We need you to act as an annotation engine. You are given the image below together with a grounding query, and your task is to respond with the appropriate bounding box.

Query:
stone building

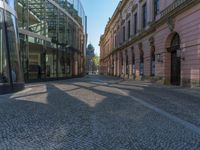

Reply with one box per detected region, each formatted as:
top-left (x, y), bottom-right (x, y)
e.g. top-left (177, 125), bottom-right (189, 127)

top-left (99, 0), bottom-right (200, 87)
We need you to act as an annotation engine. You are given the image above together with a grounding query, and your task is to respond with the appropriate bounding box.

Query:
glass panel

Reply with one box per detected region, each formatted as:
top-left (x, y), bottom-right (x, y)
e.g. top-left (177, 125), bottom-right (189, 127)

top-left (16, 0), bottom-right (86, 81)
top-left (28, 43), bottom-right (42, 80)
top-left (0, 9), bottom-right (9, 84)
top-left (66, 51), bottom-right (72, 76)
top-left (5, 0), bottom-right (16, 10)
top-left (6, 11), bottom-right (24, 83)
top-left (58, 49), bottom-right (66, 77)
top-left (46, 47), bottom-right (56, 78)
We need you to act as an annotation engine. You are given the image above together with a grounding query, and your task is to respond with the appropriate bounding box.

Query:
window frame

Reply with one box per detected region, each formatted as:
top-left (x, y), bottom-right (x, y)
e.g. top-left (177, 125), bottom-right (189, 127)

top-left (142, 3), bottom-right (147, 29)
top-left (134, 13), bottom-right (137, 35)
top-left (154, 0), bottom-right (160, 19)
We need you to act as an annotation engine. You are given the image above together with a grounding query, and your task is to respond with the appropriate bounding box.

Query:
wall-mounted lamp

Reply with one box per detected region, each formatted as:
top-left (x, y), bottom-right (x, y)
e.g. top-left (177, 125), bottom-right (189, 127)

top-left (176, 49), bottom-right (185, 61)
top-left (156, 53), bottom-right (163, 63)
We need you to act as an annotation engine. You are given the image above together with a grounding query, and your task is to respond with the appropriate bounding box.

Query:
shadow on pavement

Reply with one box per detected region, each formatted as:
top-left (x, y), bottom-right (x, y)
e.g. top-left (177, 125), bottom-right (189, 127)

top-left (0, 75), bottom-right (200, 149)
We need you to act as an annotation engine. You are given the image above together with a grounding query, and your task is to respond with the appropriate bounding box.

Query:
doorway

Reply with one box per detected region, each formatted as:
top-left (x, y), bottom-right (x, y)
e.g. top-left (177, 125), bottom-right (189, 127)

top-left (170, 33), bottom-right (181, 85)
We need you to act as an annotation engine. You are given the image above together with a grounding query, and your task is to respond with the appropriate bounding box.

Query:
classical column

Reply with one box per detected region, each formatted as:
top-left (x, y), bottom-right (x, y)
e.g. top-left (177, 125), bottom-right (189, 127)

top-left (117, 51), bottom-right (121, 77)
top-left (114, 53), bottom-right (117, 76)
top-left (75, 52), bottom-right (78, 76)
top-left (109, 57), bottom-right (111, 75)
top-left (117, 51), bottom-right (119, 76)
top-left (123, 50), bottom-right (126, 77)
top-left (107, 58), bottom-right (109, 75)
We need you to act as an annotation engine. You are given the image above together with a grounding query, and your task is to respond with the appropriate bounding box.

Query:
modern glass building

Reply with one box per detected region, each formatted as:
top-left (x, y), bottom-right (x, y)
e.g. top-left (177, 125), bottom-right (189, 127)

top-left (0, 0), bottom-right (24, 94)
top-left (0, 0), bottom-right (87, 94)
top-left (17, 0), bottom-right (87, 82)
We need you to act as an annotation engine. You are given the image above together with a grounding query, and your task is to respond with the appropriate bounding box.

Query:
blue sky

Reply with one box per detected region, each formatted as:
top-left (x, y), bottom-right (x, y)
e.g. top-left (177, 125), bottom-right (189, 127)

top-left (81, 0), bottom-right (120, 56)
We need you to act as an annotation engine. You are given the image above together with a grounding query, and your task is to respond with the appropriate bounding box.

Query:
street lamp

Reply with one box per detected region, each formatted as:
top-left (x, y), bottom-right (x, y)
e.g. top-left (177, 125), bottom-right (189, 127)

top-left (156, 53), bottom-right (163, 63)
top-left (176, 48), bottom-right (185, 60)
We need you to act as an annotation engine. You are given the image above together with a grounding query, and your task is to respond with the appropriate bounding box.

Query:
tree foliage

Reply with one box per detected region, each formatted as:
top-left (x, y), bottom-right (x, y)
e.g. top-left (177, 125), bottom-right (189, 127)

top-left (92, 55), bottom-right (100, 66)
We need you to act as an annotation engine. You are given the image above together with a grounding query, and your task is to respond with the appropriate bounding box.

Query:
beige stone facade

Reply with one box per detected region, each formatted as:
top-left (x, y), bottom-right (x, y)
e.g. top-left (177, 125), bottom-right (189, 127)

top-left (99, 0), bottom-right (200, 87)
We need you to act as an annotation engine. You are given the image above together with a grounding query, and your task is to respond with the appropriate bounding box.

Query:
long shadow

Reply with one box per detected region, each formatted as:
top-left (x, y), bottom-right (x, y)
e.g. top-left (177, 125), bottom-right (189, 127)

top-left (92, 77), bottom-right (200, 128)
top-left (0, 83), bottom-right (95, 149)
top-left (65, 79), bottom-right (200, 149)
top-left (69, 77), bottom-right (200, 133)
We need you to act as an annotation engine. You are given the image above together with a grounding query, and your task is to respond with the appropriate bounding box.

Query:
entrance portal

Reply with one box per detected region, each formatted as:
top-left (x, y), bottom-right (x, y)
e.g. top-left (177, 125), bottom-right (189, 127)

top-left (170, 33), bottom-right (181, 85)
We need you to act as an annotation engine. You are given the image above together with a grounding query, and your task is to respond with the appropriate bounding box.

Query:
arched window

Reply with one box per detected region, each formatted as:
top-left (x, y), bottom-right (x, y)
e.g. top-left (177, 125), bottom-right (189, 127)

top-left (170, 33), bottom-right (181, 85)
top-left (171, 33), bottom-right (180, 48)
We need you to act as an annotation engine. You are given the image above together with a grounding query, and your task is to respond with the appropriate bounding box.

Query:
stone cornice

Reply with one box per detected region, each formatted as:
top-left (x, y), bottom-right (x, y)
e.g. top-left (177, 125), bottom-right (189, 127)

top-left (139, 0), bottom-right (145, 3)
top-left (131, 4), bottom-right (138, 12)
top-left (101, 0), bottom-right (129, 42)
top-left (126, 13), bottom-right (131, 19)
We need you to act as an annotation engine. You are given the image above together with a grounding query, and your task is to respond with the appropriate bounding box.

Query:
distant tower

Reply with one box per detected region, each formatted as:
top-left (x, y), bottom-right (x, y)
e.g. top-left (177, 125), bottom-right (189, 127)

top-left (86, 44), bottom-right (95, 74)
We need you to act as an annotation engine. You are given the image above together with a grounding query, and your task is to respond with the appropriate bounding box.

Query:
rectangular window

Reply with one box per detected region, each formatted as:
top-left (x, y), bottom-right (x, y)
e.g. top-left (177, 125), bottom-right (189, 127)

top-left (134, 13), bottom-right (137, 35)
top-left (154, 0), bottom-right (160, 19)
top-left (127, 20), bottom-right (131, 39)
top-left (123, 26), bottom-right (125, 42)
top-left (142, 3), bottom-right (147, 28)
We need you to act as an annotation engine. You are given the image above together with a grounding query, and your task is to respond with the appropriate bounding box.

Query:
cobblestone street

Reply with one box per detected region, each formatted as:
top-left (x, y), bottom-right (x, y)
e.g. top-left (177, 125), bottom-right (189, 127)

top-left (0, 75), bottom-right (200, 149)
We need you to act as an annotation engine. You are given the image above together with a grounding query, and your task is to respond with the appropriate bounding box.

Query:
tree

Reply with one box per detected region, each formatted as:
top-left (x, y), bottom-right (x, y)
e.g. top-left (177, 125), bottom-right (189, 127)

top-left (92, 55), bottom-right (100, 73)
top-left (92, 55), bottom-right (100, 66)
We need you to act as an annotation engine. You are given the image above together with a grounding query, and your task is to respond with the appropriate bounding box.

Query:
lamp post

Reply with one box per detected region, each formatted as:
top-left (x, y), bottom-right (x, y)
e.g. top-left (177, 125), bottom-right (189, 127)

top-left (156, 53), bottom-right (163, 63)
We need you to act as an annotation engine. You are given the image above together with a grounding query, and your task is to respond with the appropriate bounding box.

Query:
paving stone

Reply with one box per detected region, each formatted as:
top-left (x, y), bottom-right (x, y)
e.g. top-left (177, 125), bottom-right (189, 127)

top-left (0, 75), bottom-right (200, 149)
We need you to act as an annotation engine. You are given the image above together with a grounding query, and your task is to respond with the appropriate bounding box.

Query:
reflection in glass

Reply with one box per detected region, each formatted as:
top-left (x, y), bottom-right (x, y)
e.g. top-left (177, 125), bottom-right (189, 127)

top-left (0, 9), bottom-right (9, 84)
top-left (6, 11), bottom-right (23, 83)
top-left (5, 0), bottom-right (16, 10)
top-left (16, 0), bottom-right (86, 81)
top-left (46, 47), bottom-right (56, 78)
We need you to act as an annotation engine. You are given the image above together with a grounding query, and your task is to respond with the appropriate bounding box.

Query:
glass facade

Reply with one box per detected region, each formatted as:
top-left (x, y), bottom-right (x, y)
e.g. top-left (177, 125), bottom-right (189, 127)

top-left (0, 0), bottom-right (86, 94)
top-left (17, 0), bottom-right (87, 82)
top-left (0, 0), bottom-right (24, 94)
